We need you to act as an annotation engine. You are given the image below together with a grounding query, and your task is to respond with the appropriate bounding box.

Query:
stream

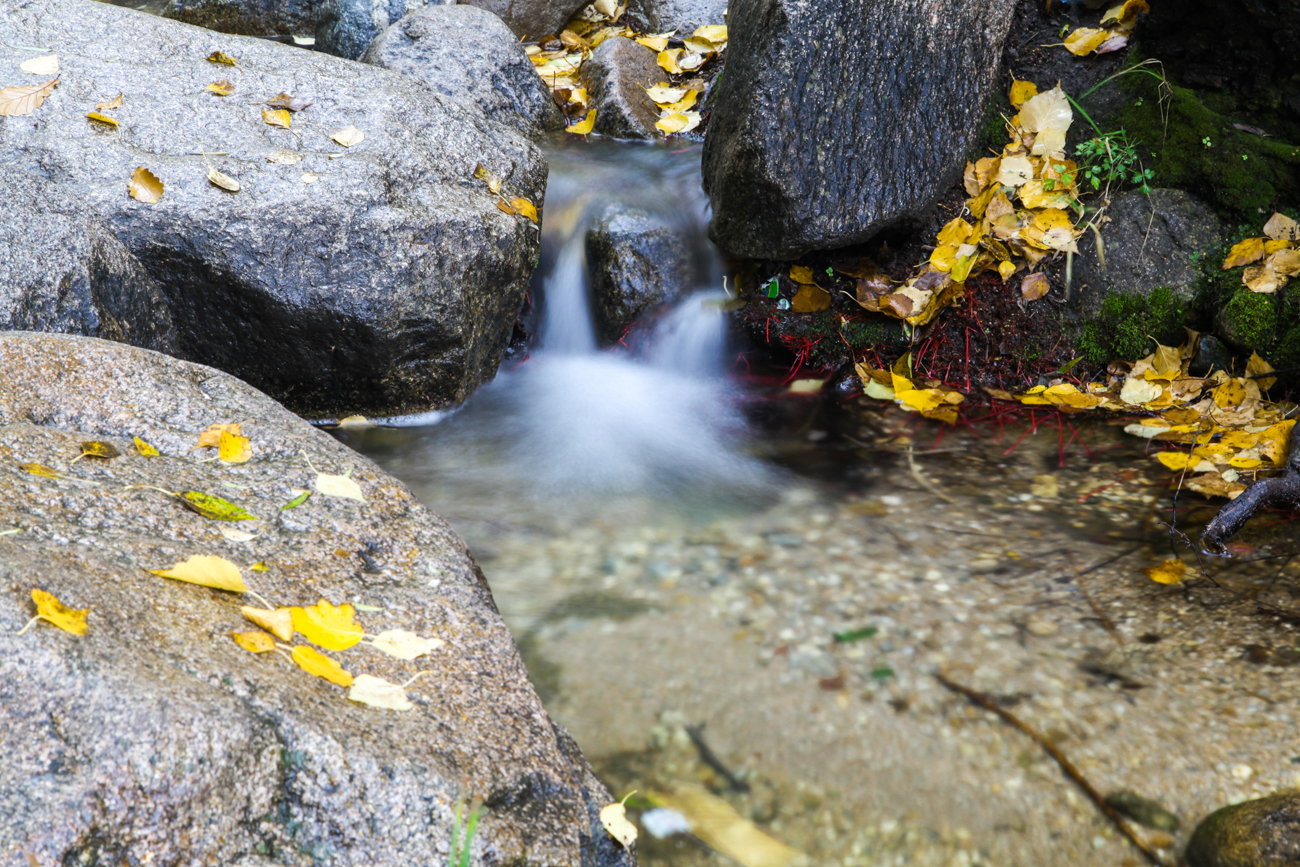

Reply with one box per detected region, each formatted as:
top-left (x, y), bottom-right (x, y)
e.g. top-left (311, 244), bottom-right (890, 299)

top-left (334, 139), bottom-right (1300, 867)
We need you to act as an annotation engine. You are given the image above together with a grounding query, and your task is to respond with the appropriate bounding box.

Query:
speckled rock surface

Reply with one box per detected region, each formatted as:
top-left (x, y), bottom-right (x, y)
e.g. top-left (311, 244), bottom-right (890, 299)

top-left (459, 0), bottom-right (587, 41)
top-left (701, 0), bottom-right (1016, 259)
top-left (625, 0), bottom-right (725, 35)
top-left (316, 0), bottom-right (432, 60)
top-left (361, 5), bottom-right (565, 140)
top-left (1186, 791), bottom-right (1300, 867)
top-left (580, 37), bottom-right (664, 140)
top-left (586, 202), bottom-right (694, 344)
top-left (1072, 188), bottom-right (1223, 318)
top-left (163, 0), bottom-right (318, 37)
top-left (0, 166), bottom-right (175, 354)
top-left (0, 0), bottom-right (545, 418)
top-left (0, 333), bottom-right (634, 867)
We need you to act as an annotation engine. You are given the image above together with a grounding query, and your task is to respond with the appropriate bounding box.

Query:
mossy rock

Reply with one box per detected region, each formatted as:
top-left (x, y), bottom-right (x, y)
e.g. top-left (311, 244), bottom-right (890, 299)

top-left (1216, 288), bottom-right (1278, 353)
top-left (1186, 791), bottom-right (1300, 867)
top-left (1079, 286), bottom-right (1190, 364)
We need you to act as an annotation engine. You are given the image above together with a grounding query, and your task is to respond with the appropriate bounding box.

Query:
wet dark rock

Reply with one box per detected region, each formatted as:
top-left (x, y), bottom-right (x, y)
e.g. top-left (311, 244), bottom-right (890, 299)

top-left (1104, 790), bottom-right (1181, 832)
top-left (1186, 791), bottom-right (1300, 867)
top-left (460, 0), bottom-right (588, 41)
top-left (1071, 189), bottom-right (1223, 319)
top-left (163, 0), bottom-right (317, 37)
top-left (0, 332), bottom-right (634, 867)
top-left (625, 0), bottom-right (726, 34)
top-left (0, 0), bottom-right (546, 418)
top-left (317, 0), bottom-right (430, 59)
top-left (362, 5), bottom-right (565, 139)
top-left (586, 202), bottom-right (694, 344)
top-left (0, 167), bottom-right (175, 355)
top-left (701, 0), bottom-right (1015, 260)
top-left (581, 37), bottom-right (664, 140)
top-left (1190, 334), bottom-right (1234, 377)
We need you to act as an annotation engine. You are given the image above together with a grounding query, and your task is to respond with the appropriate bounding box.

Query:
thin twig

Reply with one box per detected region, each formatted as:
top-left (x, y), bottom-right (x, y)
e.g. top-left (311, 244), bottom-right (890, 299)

top-left (906, 444), bottom-right (955, 504)
top-left (935, 671), bottom-right (1164, 867)
top-left (1069, 553), bottom-right (1123, 646)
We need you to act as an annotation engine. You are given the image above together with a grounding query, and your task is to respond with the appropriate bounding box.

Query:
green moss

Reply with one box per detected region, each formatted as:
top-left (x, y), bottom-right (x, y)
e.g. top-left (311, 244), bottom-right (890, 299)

top-left (1079, 286), bottom-right (1188, 363)
top-left (1218, 288), bottom-right (1278, 351)
top-left (1271, 323), bottom-right (1300, 370)
top-left (1110, 80), bottom-right (1300, 218)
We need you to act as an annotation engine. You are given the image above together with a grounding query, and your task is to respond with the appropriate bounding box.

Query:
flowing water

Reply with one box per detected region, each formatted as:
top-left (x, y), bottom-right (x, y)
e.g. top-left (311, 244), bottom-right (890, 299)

top-left (337, 138), bottom-right (1300, 867)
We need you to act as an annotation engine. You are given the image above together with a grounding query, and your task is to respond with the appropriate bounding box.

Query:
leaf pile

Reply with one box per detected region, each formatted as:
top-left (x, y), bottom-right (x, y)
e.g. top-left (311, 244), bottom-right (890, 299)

top-left (1063, 0), bottom-right (1149, 57)
top-left (473, 163), bottom-right (539, 223)
top-left (855, 354), bottom-right (966, 425)
top-left (1221, 212), bottom-right (1300, 294)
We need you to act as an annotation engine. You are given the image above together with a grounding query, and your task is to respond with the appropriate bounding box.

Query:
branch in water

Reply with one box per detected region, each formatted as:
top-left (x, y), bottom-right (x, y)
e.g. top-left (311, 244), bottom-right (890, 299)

top-left (1201, 422), bottom-right (1300, 553)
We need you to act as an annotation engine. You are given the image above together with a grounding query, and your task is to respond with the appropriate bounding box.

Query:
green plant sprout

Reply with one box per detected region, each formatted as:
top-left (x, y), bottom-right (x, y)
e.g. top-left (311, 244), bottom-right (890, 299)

top-left (1075, 129), bottom-right (1155, 196)
top-left (448, 802), bottom-right (484, 867)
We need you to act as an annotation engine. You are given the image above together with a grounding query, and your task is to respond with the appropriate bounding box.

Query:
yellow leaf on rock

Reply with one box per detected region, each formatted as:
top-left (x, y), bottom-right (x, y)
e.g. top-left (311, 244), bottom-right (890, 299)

top-left (133, 436), bottom-right (159, 457)
top-left (1143, 559), bottom-right (1185, 585)
top-left (232, 630), bottom-right (276, 653)
top-left (128, 166), bottom-right (163, 204)
top-left (348, 673), bottom-right (415, 710)
top-left (207, 167), bottom-right (240, 192)
top-left (693, 24), bottom-right (727, 43)
top-left (369, 629), bottom-right (444, 659)
top-left (291, 599), bottom-right (364, 650)
top-left (655, 110), bottom-right (700, 134)
top-left (266, 151), bottom-right (301, 164)
top-left (19, 462), bottom-right (66, 479)
top-left (1223, 237), bottom-right (1266, 269)
top-left (21, 54), bottom-right (59, 75)
top-left (1064, 27), bottom-right (1109, 56)
top-left (30, 588), bottom-right (88, 636)
top-left (86, 111), bottom-right (118, 127)
top-left (180, 490), bottom-right (257, 521)
top-left (0, 77), bottom-right (59, 118)
top-left (791, 285), bottom-right (831, 313)
top-left (242, 605), bottom-right (294, 641)
top-left (205, 80), bottom-right (234, 96)
top-left (79, 441), bottom-right (120, 460)
top-left (197, 422), bottom-right (242, 448)
top-left (509, 197), bottom-right (538, 222)
top-left (600, 794), bottom-right (638, 848)
top-left (1010, 80), bottom-right (1038, 108)
top-left (646, 83), bottom-right (688, 104)
top-left (218, 430), bottom-right (251, 463)
top-left (291, 645), bottom-right (353, 686)
top-left (636, 35), bottom-right (670, 52)
top-left (567, 109), bottom-right (596, 134)
top-left (149, 554), bottom-right (246, 592)
top-left (331, 124), bottom-right (364, 147)
top-left (315, 469), bottom-right (365, 501)
top-left (262, 108), bottom-right (291, 129)
top-left (207, 50), bottom-right (238, 65)
top-left (657, 48), bottom-right (683, 74)
top-left (497, 200), bottom-right (516, 216)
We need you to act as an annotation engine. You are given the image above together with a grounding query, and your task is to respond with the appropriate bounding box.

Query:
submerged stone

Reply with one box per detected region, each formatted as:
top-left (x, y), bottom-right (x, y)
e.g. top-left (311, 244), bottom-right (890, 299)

top-left (1186, 791), bottom-right (1300, 867)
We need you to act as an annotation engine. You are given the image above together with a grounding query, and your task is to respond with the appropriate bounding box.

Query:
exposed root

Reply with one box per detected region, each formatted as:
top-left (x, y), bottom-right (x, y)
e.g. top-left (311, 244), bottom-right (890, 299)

top-left (1201, 422), bottom-right (1300, 554)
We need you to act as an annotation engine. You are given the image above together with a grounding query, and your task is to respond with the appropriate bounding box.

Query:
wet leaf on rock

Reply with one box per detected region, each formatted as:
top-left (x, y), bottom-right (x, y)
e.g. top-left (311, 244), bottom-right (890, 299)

top-left (1143, 559), bottom-right (1185, 585)
top-left (0, 77), bottom-right (59, 117)
top-left (242, 605), bottom-right (293, 640)
top-left (19, 55), bottom-right (59, 75)
top-left (86, 111), bottom-right (118, 126)
top-left (148, 554), bottom-right (247, 592)
top-left (205, 80), bottom-right (235, 96)
top-left (207, 50), bottom-right (238, 65)
top-left (291, 599), bottom-right (364, 650)
top-left (232, 630), bottom-right (276, 652)
top-left (218, 429), bottom-right (251, 462)
top-left (348, 673), bottom-right (416, 710)
top-left (262, 107), bottom-right (291, 129)
top-left (180, 491), bottom-right (258, 521)
top-left (29, 588), bottom-right (88, 636)
top-left (128, 167), bottom-right (163, 204)
top-left (133, 436), bottom-right (159, 457)
top-left (291, 645), bottom-right (353, 686)
top-left (510, 197), bottom-right (538, 222)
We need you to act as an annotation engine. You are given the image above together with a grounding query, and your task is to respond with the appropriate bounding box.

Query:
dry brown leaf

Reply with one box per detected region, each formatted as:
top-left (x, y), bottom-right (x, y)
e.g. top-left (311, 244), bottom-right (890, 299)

top-left (128, 167), bottom-right (163, 204)
top-left (96, 92), bottom-right (123, 110)
top-left (207, 167), bottom-right (240, 193)
top-left (0, 77), bottom-right (59, 117)
top-left (1020, 272), bottom-right (1049, 300)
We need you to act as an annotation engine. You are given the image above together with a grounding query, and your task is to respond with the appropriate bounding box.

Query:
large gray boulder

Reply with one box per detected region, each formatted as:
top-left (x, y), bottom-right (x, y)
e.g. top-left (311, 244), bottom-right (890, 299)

top-left (1072, 188), bottom-right (1223, 318)
top-left (163, 0), bottom-right (318, 38)
top-left (317, 0), bottom-right (432, 60)
top-left (0, 0), bottom-right (545, 418)
top-left (361, 5), bottom-right (565, 140)
top-left (701, 0), bottom-right (1016, 260)
top-left (0, 332), bottom-right (634, 867)
top-left (0, 167), bottom-right (175, 354)
top-left (459, 0), bottom-right (587, 41)
top-left (580, 37), bottom-right (664, 140)
top-left (625, 0), bottom-right (726, 35)
top-left (587, 202), bottom-right (694, 344)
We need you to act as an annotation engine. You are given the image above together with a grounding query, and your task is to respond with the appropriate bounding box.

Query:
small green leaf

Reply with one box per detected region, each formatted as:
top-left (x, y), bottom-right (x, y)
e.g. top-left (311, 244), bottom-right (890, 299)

top-left (833, 626), bottom-right (878, 644)
top-left (870, 666), bottom-right (895, 680)
top-left (765, 278), bottom-right (779, 298)
top-left (280, 490), bottom-right (311, 510)
top-left (180, 491), bottom-right (258, 521)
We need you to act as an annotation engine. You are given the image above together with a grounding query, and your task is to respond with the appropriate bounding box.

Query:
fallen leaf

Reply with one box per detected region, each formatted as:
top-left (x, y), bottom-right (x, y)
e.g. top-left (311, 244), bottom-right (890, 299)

top-left (205, 80), bottom-right (235, 96)
top-left (0, 77), bottom-right (59, 117)
top-left (231, 630), bottom-right (276, 652)
top-left (510, 196), bottom-right (538, 222)
top-left (791, 285), bottom-right (831, 313)
top-left (133, 436), bottom-right (159, 457)
top-left (301, 172), bottom-right (317, 184)
top-left (1009, 79), bottom-right (1037, 108)
top-left (196, 423), bottom-right (242, 448)
top-left (95, 92), bottom-right (123, 110)
top-left (996, 154), bottom-right (1033, 187)
top-left (19, 462), bottom-right (66, 479)
top-left (315, 469), bottom-right (365, 502)
top-left (645, 83), bottom-right (688, 104)
top-left (1018, 85), bottom-right (1072, 154)
top-left (78, 441), bottom-right (120, 460)
top-left (207, 167), bottom-right (240, 192)
top-left (218, 429), bottom-right (251, 462)
top-left (1100, 0), bottom-right (1149, 26)
top-left (651, 784), bottom-right (804, 867)
top-left (180, 491), bottom-right (257, 521)
top-left (1246, 351), bottom-right (1276, 391)
top-left (1020, 272), bottom-right (1049, 300)
top-left (1263, 212), bottom-right (1300, 242)
top-left (128, 166), bottom-right (163, 204)
top-left (655, 110), bottom-right (700, 134)
top-left (20, 55), bottom-right (59, 75)
top-left (250, 561), bottom-right (270, 572)
top-left (291, 645), bottom-right (353, 686)
top-left (30, 588), bottom-right (88, 635)
top-left (348, 674), bottom-right (414, 710)
top-left (1223, 237), bottom-right (1266, 269)
top-left (657, 48), bottom-right (683, 74)
top-left (601, 794), bottom-right (638, 848)
top-left (1143, 559), bottom-right (1185, 585)
top-left (693, 24), bottom-right (727, 43)
top-left (261, 93), bottom-right (312, 112)
top-left (242, 605), bottom-right (294, 640)
top-left (86, 111), bottom-right (118, 126)
top-left (369, 629), bottom-right (444, 660)
top-left (149, 554), bottom-right (246, 592)
top-left (262, 108), bottom-right (291, 129)
top-left (266, 151), bottom-right (302, 164)
top-left (1120, 377), bottom-right (1162, 405)
top-left (291, 599), bottom-right (364, 650)
top-left (219, 526), bottom-right (258, 542)
top-left (280, 490), bottom-right (311, 509)
top-left (331, 124), bottom-right (364, 147)
top-left (636, 35), bottom-right (671, 52)
top-left (1064, 27), bottom-right (1109, 56)
top-left (207, 50), bottom-right (237, 65)
top-left (567, 109), bottom-right (596, 134)
top-left (497, 200), bottom-right (517, 215)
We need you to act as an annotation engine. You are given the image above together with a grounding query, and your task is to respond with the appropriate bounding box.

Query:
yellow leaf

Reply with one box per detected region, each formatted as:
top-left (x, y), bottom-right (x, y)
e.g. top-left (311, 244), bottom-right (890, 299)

top-left (291, 599), bottom-right (364, 650)
top-left (78, 441), bottom-right (120, 460)
top-left (291, 645), bottom-right (353, 686)
top-left (19, 462), bottom-right (66, 480)
top-left (665, 89), bottom-right (698, 112)
top-left (567, 109), bottom-right (596, 134)
top-left (1246, 351), bottom-right (1276, 391)
top-left (936, 218), bottom-right (973, 247)
top-left (315, 469), bottom-right (365, 501)
top-left (1213, 378), bottom-right (1246, 408)
top-left (30, 588), bottom-right (88, 636)
top-left (1064, 27), bottom-right (1109, 56)
top-left (148, 554), bottom-right (247, 592)
top-left (369, 629), bottom-right (444, 659)
top-left (196, 422), bottom-right (242, 449)
top-left (645, 83), bottom-right (688, 104)
top-left (657, 48), bottom-right (683, 74)
top-left (1009, 79), bottom-right (1038, 108)
top-left (995, 154), bottom-right (1033, 187)
top-left (636, 35), bottom-right (670, 52)
top-left (791, 285), bottom-right (831, 313)
top-left (206, 166), bottom-right (240, 192)
top-left (497, 199), bottom-right (516, 216)
top-left (0, 77), bottom-right (59, 118)
top-left (1120, 377), bottom-right (1163, 405)
top-left (693, 24), bottom-right (727, 42)
top-left (207, 50), bottom-right (237, 65)
top-left (600, 794), bottom-right (638, 848)
top-left (1223, 237), bottom-right (1266, 269)
top-left (242, 605), bottom-right (294, 641)
top-left (95, 92), bottom-right (124, 111)
top-left (86, 111), bottom-right (118, 127)
top-left (262, 108), bottom-right (291, 129)
top-left (509, 197), bottom-right (538, 222)
top-left (1143, 559), bottom-right (1185, 585)
top-left (1100, 0), bottom-right (1148, 26)
top-left (1260, 420), bottom-right (1296, 465)
top-left (1155, 451), bottom-right (1193, 471)
top-left (133, 436), bottom-right (159, 457)
top-left (1264, 212), bottom-right (1300, 242)
top-left (128, 166), bottom-right (164, 204)
top-left (20, 54), bottom-right (59, 75)
top-left (331, 124), bottom-right (364, 147)
top-left (788, 265), bottom-right (816, 284)
top-left (301, 172), bottom-right (317, 184)
top-left (1018, 85), bottom-right (1073, 154)
top-left (266, 151), bottom-right (301, 164)
top-left (655, 110), bottom-right (700, 134)
top-left (231, 630), bottom-right (276, 653)
top-left (179, 490), bottom-right (257, 521)
top-left (1020, 272), bottom-right (1049, 300)
top-left (250, 561), bottom-right (270, 572)
top-left (1266, 239), bottom-right (1293, 254)
top-left (650, 784), bottom-right (805, 867)
top-left (218, 429), bottom-right (251, 463)
top-left (998, 260), bottom-right (1017, 280)
top-left (205, 80), bottom-right (235, 96)
top-left (348, 673), bottom-right (421, 710)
